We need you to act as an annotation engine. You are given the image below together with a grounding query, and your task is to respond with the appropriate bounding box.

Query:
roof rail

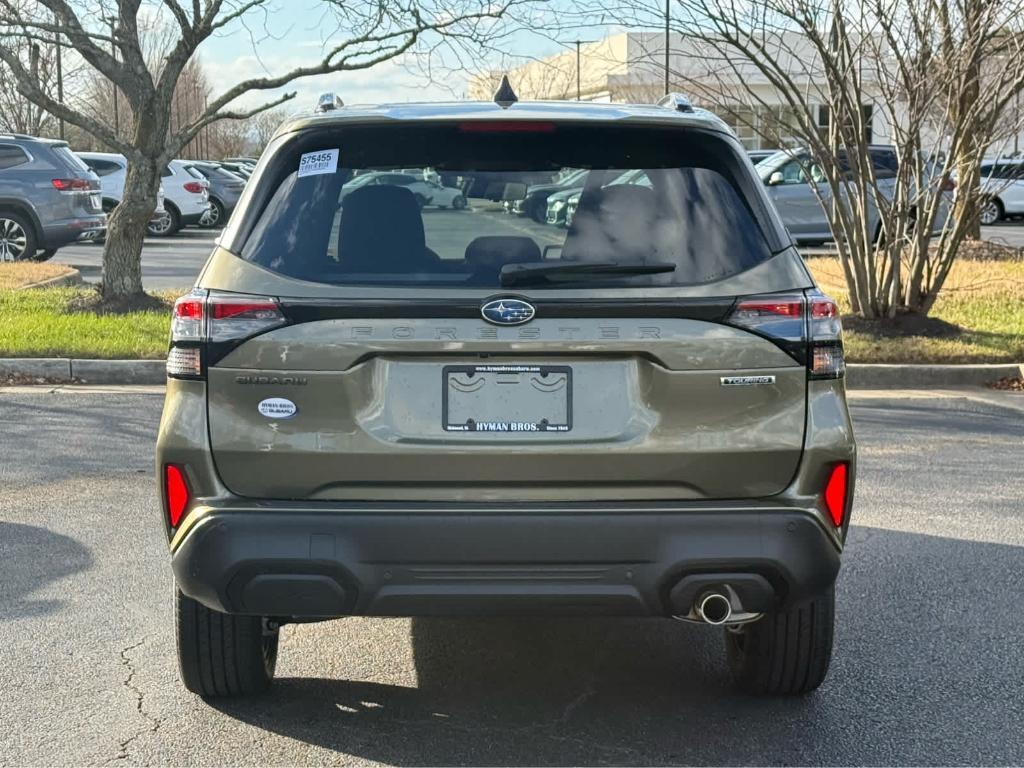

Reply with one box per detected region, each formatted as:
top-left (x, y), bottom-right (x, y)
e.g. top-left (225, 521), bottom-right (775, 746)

top-left (315, 92), bottom-right (344, 113)
top-left (657, 93), bottom-right (695, 113)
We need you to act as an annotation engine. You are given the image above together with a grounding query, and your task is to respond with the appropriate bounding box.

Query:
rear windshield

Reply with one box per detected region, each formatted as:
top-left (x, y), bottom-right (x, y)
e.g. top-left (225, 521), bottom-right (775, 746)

top-left (53, 145), bottom-right (91, 173)
top-left (232, 122), bottom-right (779, 289)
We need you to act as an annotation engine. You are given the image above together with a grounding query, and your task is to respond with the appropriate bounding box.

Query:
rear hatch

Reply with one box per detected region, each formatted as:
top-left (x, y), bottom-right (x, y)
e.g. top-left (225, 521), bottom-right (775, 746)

top-left (50, 144), bottom-right (103, 215)
top-left (176, 119), bottom-right (841, 502)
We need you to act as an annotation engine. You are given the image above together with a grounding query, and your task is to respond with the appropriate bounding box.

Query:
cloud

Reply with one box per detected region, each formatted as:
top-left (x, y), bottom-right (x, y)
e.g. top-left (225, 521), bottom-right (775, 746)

top-left (200, 47), bottom-right (466, 110)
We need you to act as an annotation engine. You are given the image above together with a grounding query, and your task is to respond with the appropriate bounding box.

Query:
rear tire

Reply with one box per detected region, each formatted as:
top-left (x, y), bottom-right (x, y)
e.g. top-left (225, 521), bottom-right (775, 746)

top-left (0, 211), bottom-right (37, 261)
top-left (147, 205), bottom-right (180, 237)
top-left (452, 195), bottom-right (467, 210)
top-left (725, 586), bottom-right (834, 695)
top-left (175, 586), bottom-right (278, 697)
top-left (199, 198), bottom-right (225, 228)
top-left (979, 198), bottom-right (1003, 225)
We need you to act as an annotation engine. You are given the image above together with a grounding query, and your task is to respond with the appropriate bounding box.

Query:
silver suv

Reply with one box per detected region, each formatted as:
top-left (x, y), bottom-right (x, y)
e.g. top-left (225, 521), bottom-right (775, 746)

top-left (0, 134), bottom-right (105, 261)
top-left (157, 92), bottom-right (856, 698)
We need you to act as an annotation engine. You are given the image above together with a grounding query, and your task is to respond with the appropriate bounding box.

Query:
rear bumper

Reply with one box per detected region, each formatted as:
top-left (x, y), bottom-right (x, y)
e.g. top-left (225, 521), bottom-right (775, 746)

top-left (171, 502), bottom-right (841, 619)
top-left (180, 210), bottom-right (208, 226)
top-left (40, 216), bottom-right (107, 248)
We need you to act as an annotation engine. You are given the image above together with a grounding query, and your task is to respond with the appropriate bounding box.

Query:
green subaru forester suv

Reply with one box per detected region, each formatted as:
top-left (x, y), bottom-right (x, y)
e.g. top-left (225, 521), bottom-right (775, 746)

top-left (157, 88), bottom-right (855, 698)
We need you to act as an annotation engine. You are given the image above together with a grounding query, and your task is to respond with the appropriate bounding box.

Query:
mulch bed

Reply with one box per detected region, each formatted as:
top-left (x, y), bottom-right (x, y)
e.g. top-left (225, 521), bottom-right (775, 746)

top-left (986, 376), bottom-right (1024, 391)
top-left (65, 288), bottom-right (171, 315)
top-left (843, 312), bottom-right (963, 339)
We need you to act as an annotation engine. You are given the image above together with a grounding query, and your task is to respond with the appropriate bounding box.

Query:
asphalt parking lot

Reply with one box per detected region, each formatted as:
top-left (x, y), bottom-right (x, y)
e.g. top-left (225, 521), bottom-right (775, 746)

top-left (1, 388), bottom-right (1022, 765)
top-left (53, 217), bottom-right (1024, 292)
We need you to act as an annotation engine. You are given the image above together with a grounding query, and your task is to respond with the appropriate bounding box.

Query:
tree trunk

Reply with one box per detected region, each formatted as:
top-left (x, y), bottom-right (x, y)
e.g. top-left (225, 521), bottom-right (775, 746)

top-left (954, 154), bottom-right (982, 240)
top-left (101, 159), bottom-right (159, 299)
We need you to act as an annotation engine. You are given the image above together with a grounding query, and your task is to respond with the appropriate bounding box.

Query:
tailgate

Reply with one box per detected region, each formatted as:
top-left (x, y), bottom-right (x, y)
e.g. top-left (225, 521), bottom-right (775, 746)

top-left (206, 316), bottom-right (806, 502)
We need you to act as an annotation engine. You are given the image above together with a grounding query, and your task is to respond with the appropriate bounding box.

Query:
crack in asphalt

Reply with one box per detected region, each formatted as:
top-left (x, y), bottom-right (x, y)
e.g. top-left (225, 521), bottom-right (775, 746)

top-left (103, 638), bottom-right (161, 765)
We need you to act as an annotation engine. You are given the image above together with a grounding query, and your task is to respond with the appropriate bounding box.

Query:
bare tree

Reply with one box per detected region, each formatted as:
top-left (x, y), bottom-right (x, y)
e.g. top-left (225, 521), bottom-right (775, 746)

top-left (0, 0), bottom-right (534, 301)
top-left (596, 0), bottom-right (1024, 318)
top-left (247, 106), bottom-right (289, 153)
top-left (0, 1), bottom-right (79, 135)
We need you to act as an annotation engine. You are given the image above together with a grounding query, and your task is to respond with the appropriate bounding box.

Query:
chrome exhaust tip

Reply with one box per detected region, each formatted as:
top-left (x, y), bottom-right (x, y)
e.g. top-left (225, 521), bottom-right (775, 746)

top-left (696, 592), bottom-right (732, 625)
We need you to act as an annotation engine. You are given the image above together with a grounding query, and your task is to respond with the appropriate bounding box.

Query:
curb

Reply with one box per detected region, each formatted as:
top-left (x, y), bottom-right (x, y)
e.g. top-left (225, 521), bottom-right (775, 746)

top-left (0, 357), bottom-right (165, 385)
top-left (845, 363), bottom-right (1023, 389)
top-left (2, 358), bottom-right (1022, 389)
top-left (18, 268), bottom-right (83, 290)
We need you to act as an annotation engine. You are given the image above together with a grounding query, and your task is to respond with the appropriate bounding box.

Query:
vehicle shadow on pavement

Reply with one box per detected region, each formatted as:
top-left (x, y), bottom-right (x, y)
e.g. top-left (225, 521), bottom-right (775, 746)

top-left (0, 522), bottom-right (93, 621)
top-left (206, 526), bottom-right (1024, 766)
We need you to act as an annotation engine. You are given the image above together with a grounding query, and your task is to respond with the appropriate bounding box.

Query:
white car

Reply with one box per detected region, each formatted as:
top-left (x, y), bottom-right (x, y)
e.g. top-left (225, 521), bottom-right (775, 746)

top-left (344, 171), bottom-right (467, 209)
top-left (76, 151), bottom-right (165, 242)
top-left (147, 160), bottom-right (211, 236)
top-left (979, 159), bottom-right (1024, 224)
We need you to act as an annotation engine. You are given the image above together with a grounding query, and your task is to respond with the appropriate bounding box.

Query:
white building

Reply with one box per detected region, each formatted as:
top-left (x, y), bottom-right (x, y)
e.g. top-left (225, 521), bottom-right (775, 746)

top-left (470, 31), bottom-right (893, 150)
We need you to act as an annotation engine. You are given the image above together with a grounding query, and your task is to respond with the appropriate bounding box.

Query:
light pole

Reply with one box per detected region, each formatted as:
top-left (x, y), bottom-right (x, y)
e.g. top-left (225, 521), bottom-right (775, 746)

top-left (1015, 89), bottom-right (1021, 156)
top-left (575, 39), bottom-right (582, 100)
top-left (52, 11), bottom-right (64, 140)
top-left (664, 0), bottom-right (671, 95)
top-left (559, 39), bottom-right (596, 101)
top-left (105, 17), bottom-right (119, 139)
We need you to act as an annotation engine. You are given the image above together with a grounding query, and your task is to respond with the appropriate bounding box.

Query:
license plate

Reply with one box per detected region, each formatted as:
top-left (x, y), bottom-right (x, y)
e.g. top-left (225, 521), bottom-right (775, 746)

top-left (443, 364), bottom-right (572, 432)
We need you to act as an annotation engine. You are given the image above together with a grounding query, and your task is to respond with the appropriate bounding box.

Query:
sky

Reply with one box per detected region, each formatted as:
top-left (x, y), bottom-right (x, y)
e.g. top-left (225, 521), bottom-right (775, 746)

top-left (195, 1), bottom-right (628, 112)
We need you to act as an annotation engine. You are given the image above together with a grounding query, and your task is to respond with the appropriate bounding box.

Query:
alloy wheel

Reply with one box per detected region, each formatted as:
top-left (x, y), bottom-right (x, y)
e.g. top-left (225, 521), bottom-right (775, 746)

top-left (148, 212), bottom-right (173, 236)
top-left (201, 202), bottom-right (221, 227)
top-left (979, 200), bottom-right (1000, 226)
top-left (0, 217), bottom-right (28, 261)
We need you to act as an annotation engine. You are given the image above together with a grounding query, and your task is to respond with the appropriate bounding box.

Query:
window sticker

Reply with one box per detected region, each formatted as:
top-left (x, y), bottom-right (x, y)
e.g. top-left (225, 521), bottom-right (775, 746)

top-left (297, 149), bottom-right (339, 178)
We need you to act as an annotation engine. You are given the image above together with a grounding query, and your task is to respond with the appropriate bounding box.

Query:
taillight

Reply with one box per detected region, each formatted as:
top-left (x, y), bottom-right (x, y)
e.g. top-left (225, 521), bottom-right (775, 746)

top-left (167, 290), bottom-right (286, 379)
top-left (183, 181), bottom-right (204, 193)
top-left (807, 295), bottom-right (844, 378)
top-left (727, 291), bottom-right (845, 379)
top-left (52, 178), bottom-right (92, 191)
top-left (823, 462), bottom-right (850, 527)
top-left (164, 464), bottom-right (190, 528)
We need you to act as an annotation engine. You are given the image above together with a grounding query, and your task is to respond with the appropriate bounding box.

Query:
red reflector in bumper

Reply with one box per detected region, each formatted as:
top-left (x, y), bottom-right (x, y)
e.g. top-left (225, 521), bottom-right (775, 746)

top-left (823, 462), bottom-right (849, 527)
top-left (165, 464), bottom-right (190, 528)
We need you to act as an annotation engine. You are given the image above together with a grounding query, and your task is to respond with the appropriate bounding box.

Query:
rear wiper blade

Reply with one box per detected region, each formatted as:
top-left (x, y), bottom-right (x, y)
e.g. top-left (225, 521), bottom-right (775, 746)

top-left (499, 260), bottom-right (676, 286)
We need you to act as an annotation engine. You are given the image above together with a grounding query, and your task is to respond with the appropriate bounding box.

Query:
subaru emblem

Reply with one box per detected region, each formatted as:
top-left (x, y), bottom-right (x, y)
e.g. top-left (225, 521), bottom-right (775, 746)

top-left (481, 297), bottom-right (536, 326)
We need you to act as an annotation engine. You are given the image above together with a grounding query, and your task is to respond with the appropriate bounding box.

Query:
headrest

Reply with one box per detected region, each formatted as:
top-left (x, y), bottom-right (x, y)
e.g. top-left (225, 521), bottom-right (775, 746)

top-left (337, 185), bottom-right (428, 273)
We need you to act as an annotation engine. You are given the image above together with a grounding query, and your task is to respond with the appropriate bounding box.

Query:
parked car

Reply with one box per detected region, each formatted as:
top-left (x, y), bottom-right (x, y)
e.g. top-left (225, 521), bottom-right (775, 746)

top-left (217, 161), bottom-right (252, 180)
top-left (147, 160), bottom-right (210, 237)
top-left (0, 134), bottom-right (105, 261)
top-left (223, 156), bottom-right (259, 166)
top-left (341, 171), bottom-right (467, 209)
top-left (158, 92), bottom-right (855, 698)
top-left (188, 161), bottom-right (247, 228)
top-left (553, 170), bottom-right (650, 226)
top-left (544, 185), bottom-right (583, 225)
top-left (978, 159), bottom-right (1024, 224)
top-left (76, 151), bottom-right (166, 242)
top-left (511, 168), bottom-right (587, 221)
top-left (756, 145), bottom-right (952, 245)
top-left (747, 149), bottom-right (777, 165)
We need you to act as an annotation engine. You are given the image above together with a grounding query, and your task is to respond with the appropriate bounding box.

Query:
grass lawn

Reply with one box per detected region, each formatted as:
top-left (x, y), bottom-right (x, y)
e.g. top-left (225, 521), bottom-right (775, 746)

top-left (805, 257), bottom-right (1024, 364)
top-left (0, 259), bottom-right (1021, 363)
top-left (0, 287), bottom-right (171, 359)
